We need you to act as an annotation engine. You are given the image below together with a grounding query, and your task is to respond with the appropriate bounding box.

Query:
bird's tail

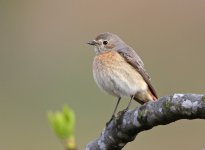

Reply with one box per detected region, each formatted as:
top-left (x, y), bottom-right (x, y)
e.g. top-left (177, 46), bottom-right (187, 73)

top-left (133, 89), bottom-right (158, 104)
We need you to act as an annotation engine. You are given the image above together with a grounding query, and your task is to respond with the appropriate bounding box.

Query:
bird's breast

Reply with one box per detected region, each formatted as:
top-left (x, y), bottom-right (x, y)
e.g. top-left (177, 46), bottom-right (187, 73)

top-left (94, 50), bottom-right (124, 66)
top-left (93, 50), bottom-right (147, 97)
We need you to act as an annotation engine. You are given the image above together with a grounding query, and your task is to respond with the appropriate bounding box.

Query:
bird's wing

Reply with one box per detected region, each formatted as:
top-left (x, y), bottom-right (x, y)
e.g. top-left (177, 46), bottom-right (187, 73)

top-left (117, 47), bottom-right (158, 99)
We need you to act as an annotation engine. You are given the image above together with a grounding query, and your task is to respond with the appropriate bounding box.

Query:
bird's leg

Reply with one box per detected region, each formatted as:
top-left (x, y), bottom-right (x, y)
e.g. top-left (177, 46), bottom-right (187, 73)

top-left (125, 95), bottom-right (134, 110)
top-left (118, 96), bottom-right (134, 119)
top-left (111, 97), bottom-right (121, 118)
top-left (106, 97), bottom-right (121, 126)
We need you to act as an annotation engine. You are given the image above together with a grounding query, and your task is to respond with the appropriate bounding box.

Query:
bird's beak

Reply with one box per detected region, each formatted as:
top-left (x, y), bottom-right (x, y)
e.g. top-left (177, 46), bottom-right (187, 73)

top-left (87, 40), bottom-right (97, 46)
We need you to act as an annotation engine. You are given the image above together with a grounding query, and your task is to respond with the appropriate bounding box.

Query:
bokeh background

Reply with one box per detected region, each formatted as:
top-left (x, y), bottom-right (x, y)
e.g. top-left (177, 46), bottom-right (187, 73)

top-left (0, 0), bottom-right (205, 150)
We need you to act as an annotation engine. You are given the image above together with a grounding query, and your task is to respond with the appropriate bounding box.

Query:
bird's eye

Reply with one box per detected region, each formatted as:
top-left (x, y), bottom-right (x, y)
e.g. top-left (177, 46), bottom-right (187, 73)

top-left (103, 41), bottom-right (108, 45)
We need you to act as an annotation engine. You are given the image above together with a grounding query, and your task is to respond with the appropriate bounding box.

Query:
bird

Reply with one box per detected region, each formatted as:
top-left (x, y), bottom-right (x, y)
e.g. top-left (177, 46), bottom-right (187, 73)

top-left (87, 32), bottom-right (158, 122)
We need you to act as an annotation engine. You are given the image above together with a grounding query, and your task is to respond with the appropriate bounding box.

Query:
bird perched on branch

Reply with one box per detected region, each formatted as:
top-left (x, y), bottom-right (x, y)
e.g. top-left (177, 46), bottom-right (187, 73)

top-left (87, 32), bottom-right (158, 122)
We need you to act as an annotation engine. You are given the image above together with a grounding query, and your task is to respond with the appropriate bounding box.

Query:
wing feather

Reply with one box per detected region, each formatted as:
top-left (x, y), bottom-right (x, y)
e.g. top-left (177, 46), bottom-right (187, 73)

top-left (117, 47), bottom-right (158, 99)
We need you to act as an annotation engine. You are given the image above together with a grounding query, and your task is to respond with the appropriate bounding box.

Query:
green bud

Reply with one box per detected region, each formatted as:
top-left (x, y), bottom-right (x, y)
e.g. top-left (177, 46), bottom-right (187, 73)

top-left (48, 105), bottom-right (75, 139)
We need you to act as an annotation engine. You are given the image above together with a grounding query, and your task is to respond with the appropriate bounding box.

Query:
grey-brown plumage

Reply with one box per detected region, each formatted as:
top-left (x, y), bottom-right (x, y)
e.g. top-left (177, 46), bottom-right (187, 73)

top-left (87, 32), bottom-right (158, 120)
top-left (117, 46), bottom-right (158, 103)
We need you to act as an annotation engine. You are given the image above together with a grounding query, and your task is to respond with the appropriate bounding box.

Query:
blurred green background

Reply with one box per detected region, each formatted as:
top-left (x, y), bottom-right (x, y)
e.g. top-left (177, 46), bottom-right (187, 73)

top-left (0, 0), bottom-right (205, 150)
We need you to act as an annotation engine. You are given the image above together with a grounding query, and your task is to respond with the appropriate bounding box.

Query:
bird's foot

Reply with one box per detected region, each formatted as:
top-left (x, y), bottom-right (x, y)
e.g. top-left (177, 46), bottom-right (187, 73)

top-left (106, 115), bottom-right (115, 127)
top-left (117, 108), bottom-right (128, 118)
top-left (123, 106), bottom-right (129, 112)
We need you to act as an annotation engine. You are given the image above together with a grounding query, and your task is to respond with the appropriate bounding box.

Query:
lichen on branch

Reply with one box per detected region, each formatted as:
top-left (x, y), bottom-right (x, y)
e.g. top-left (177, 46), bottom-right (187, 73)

top-left (86, 94), bottom-right (205, 150)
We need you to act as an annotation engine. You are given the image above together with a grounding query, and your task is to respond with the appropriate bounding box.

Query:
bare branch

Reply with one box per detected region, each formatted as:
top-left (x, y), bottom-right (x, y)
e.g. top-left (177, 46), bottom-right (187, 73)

top-left (85, 94), bottom-right (205, 150)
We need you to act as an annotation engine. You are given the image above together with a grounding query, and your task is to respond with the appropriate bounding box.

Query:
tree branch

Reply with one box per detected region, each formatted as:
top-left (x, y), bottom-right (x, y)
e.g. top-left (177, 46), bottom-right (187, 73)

top-left (85, 94), bottom-right (205, 150)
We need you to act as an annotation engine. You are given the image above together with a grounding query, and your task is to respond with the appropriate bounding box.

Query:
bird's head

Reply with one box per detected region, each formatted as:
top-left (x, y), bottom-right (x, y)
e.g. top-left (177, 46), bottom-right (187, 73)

top-left (87, 32), bottom-right (127, 54)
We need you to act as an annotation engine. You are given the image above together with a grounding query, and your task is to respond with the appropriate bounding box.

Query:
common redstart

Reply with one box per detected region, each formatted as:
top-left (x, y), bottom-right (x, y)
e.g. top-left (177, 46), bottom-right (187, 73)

top-left (87, 32), bottom-right (158, 121)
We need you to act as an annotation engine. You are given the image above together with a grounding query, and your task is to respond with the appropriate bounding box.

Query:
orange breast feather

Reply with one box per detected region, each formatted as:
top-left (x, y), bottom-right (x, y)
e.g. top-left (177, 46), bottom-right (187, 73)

top-left (94, 50), bottom-right (124, 66)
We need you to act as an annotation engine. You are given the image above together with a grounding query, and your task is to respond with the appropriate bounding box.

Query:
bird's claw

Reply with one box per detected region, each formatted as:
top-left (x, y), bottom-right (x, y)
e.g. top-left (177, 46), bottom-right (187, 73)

top-left (106, 115), bottom-right (115, 127)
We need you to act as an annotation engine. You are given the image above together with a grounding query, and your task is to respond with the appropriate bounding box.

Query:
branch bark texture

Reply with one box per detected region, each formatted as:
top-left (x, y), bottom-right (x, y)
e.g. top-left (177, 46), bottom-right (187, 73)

top-left (85, 94), bottom-right (205, 150)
